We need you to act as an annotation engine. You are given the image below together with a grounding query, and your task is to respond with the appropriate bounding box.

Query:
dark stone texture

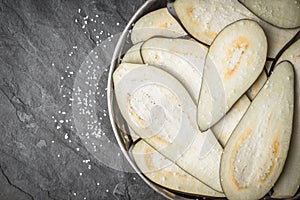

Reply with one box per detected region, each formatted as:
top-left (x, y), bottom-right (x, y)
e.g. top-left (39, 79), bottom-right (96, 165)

top-left (0, 0), bottom-right (166, 199)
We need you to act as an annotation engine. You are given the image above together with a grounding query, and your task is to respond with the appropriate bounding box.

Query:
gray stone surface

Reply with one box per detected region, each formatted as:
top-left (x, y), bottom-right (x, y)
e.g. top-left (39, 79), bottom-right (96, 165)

top-left (0, 0), bottom-right (165, 199)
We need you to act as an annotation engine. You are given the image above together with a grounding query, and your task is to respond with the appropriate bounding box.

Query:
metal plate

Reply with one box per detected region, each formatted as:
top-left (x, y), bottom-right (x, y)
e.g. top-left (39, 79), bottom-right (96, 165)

top-left (107, 0), bottom-right (300, 199)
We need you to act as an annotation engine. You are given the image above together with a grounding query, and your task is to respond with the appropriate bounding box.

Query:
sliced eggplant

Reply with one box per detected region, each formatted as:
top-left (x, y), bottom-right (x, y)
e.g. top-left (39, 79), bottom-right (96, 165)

top-left (239, 0), bottom-right (300, 29)
top-left (212, 95), bottom-right (250, 147)
top-left (131, 140), bottom-right (225, 197)
top-left (246, 70), bottom-right (268, 101)
top-left (141, 37), bottom-right (207, 102)
top-left (122, 42), bottom-right (143, 64)
top-left (131, 8), bottom-right (187, 44)
top-left (173, 0), bottom-right (299, 58)
top-left (220, 61), bottom-right (294, 200)
top-left (272, 39), bottom-right (300, 198)
top-left (197, 19), bottom-right (267, 131)
top-left (113, 63), bottom-right (223, 192)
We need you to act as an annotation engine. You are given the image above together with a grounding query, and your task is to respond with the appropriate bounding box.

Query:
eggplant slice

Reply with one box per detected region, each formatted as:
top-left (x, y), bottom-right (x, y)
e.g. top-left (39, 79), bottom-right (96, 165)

top-left (131, 8), bottom-right (187, 44)
top-left (122, 42), bottom-right (143, 64)
top-left (141, 37), bottom-right (207, 102)
top-left (212, 95), bottom-right (250, 147)
top-left (131, 140), bottom-right (225, 197)
top-left (113, 63), bottom-right (223, 192)
top-left (239, 0), bottom-right (300, 29)
top-left (246, 70), bottom-right (268, 101)
top-left (173, 0), bottom-right (299, 58)
top-left (272, 39), bottom-right (300, 198)
top-left (197, 19), bottom-right (267, 131)
top-left (220, 61), bottom-right (294, 200)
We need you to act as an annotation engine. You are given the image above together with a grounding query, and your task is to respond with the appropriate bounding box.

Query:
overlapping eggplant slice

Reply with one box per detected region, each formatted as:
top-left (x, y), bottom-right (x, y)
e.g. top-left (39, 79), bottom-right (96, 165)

top-left (271, 38), bottom-right (300, 198)
top-left (220, 61), bottom-right (294, 200)
top-left (246, 70), bottom-right (268, 101)
top-left (197, 19), bottom-right (267, 131)
top-left (115, 45), bottom-right (144, 145)
top-left (113, 63), bottom-right (223, 192)
top-left (131, 8), bottom-right (187, 44)
top-left (131, 139), bottom-right (225, 197)
top-left (172, 0), bottom-right (299, 58)
top-left (239, 0), bottom-right (300, 29)
top-left (212, 95), bottom-right (250, 147)
top-left (141, 37), bottom-right (207, 102)
top-left (121, 42), bottom-right (143, 64)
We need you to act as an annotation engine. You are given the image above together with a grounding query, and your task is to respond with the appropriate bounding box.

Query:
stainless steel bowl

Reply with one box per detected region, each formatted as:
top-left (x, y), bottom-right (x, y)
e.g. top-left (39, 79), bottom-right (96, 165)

top-left (107, 0), bottom-right (300, 199)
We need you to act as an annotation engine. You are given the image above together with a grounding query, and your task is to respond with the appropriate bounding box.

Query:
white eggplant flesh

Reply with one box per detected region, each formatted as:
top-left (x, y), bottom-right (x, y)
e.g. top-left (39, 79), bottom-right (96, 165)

top-left (131, 8), bottom-right (187, 44)
top-left (141, 37), bottom-right (207, 102)
top-left (272, 39), bottom-right (300, 198)
top-left (246, 70), bottom-right (268, 101)
top-left (122, 42), bottom-right (143, 64)
top-left (173, 0), bottom-right (299, 58)
top-left (220, 61), bottom-right (294, 200)
top-left (212, 95), bottom-right (250, 147)
top-left (113, 63), bottom-right (223, 192)
top-left (239, 0), bottom-right (300, 29)
top-left (132, 140), bottom-right (225, 197)
top-left (197, 19), bottom-right (267, 131)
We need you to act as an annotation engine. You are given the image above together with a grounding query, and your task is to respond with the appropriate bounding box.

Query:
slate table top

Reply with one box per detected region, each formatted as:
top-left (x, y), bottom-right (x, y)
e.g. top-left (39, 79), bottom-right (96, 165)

top-left (0, 0), bottom-right (165, 199)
